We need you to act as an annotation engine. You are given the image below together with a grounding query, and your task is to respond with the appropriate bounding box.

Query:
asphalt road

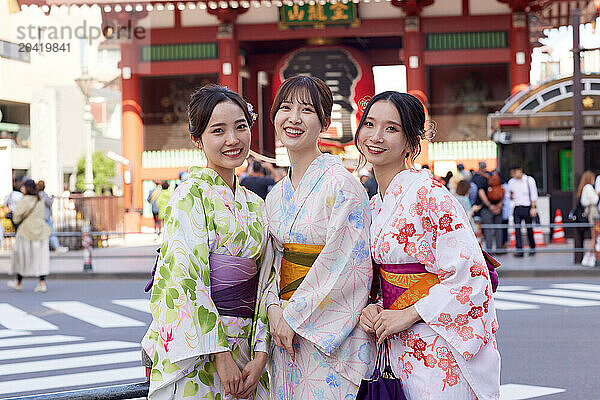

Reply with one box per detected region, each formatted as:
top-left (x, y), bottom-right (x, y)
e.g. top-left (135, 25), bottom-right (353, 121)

top-left (0, 277), bottom-right (598, 399)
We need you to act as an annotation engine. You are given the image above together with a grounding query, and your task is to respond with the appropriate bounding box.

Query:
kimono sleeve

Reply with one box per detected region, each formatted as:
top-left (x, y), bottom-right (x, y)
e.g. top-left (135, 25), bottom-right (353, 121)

top-left (282, 178), bottom-right (373, 356)
top-left (414, 186), bottom-right (498, 362)
top-left (143, 183), bottom-right (229, 368)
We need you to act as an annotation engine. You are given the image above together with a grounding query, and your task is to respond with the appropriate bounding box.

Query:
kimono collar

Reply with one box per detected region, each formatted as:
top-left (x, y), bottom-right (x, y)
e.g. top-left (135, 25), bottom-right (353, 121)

top-left (281, 153), bottom-right (340, 233)
top-left (188, 166), bottom-right (242, 197)
top-left (284, 153), bottom-right (338, 193)
top-left (373, 168), bottom-right (427, 208)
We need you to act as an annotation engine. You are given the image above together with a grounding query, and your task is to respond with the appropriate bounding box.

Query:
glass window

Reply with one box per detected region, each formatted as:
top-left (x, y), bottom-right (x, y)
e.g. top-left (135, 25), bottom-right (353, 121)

top-left (0, 40), bottom-right (30, 63)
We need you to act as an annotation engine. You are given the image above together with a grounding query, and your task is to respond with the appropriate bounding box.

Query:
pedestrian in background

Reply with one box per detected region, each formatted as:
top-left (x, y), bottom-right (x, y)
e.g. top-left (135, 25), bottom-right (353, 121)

top-left (36, 180), bottom-right (68, 254)
top-left (455, 179), bottom-right (479, 231)
top-left (363, 167), bottom-right (378, 199)
top-left (7, 179), bottom-right (51, 293)
top-left (473, 162), bottom-right (504, 253)
top-left (146, 181), bottom-right (162, 234)
top-left (2, 180), bottom-right (24, 230)
top-left (442, 170), bottom-right (453, 190)
top-left (507, 166), bottom-right (538, 257)
top-left (501, 180), bottom-right (511, 250)
top-left (240, 161), bottom-right (275, 199)
top-left (578, 171), bottom-right (599, 266)
top-left (155, 181), bottom-right (172, 234)
top-left (595, 172), bottom-right (600, 213)
top-left (449, 163), bottom-right (471, 193)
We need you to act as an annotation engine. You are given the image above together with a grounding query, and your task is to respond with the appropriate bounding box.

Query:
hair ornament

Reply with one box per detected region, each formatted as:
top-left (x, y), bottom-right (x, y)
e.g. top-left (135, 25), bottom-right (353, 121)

top-left (421, 119), bottom-right (437, 141)
top-left (247, 102), bottom-right (257, 123)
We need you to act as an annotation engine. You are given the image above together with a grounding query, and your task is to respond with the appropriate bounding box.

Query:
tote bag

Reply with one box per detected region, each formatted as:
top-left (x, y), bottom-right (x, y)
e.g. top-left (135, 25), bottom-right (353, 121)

top-left (356, 340), bottom-right (407, 400)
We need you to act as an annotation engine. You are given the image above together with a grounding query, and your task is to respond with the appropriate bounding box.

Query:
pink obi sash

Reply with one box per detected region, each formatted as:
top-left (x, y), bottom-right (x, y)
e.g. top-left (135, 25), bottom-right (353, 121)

top-left (380, 263), bottom-right (440, 310)
top-left (380, 252), bottom-right (500, 310)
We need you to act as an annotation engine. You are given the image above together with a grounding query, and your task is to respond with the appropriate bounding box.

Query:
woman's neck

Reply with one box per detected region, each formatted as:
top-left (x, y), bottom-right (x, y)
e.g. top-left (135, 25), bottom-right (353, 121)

top-left (208, 165), bottom-right (235, 191)
top-left (287, 147), bottom-right (322, 189)
top-left (374, 164), bottom-right (408, 200)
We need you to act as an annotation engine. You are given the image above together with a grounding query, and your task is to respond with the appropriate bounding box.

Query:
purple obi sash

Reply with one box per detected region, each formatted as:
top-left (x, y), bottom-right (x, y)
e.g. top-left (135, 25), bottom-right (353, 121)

top-left (209, 253), bottom-right (259, 319)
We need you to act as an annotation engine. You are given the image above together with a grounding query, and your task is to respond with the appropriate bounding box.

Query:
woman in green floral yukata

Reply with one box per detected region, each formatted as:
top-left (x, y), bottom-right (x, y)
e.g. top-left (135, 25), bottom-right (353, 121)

top-left (141, 85), bottom-right (272, 400)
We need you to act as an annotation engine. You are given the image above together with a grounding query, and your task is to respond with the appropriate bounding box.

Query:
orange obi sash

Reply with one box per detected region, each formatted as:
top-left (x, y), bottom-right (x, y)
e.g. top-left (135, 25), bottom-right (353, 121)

top-left (380, 263), bottom-right (440, 310)
top-left (279, 243), bottom-right (324, 301)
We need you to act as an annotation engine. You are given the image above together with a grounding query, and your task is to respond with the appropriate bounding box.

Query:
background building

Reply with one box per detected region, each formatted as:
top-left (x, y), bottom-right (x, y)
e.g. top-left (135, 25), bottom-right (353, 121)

top-left (0, 1), bottom-right (121, 199)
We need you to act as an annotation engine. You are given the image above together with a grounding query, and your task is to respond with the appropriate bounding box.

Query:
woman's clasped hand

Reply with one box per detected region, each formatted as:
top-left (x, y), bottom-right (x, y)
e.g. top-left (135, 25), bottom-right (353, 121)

top-left (359, 304), bottom-right (421, 344)
top-left (215, 350), bottom-right (268, 399)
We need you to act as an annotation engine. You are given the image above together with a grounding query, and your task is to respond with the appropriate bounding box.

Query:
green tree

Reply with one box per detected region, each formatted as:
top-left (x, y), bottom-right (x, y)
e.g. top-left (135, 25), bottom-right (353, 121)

top-left (76, 151), bottom-right (117, 195)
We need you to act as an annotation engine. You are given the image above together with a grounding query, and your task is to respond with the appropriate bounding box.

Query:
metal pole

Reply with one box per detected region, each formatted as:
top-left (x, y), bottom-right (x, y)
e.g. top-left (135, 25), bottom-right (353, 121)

top-left (572, 8), bottom-right (584, 198)
top-left (83, 103), bottom-right (95, 196)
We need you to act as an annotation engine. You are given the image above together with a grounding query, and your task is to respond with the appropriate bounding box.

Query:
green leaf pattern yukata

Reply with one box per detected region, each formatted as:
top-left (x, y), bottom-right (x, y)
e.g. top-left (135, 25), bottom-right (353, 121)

top-left (141, 167), bottom-right (272, 400)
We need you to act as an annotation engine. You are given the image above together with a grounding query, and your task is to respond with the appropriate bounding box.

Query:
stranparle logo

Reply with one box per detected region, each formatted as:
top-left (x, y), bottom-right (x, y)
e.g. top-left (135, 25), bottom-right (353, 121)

top-left (17, 19), bottom-right (146, 45)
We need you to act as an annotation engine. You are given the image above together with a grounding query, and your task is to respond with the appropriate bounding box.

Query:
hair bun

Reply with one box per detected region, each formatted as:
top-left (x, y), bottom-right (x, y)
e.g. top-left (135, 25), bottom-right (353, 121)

top-left (421, 119), bottom-right (437, 141)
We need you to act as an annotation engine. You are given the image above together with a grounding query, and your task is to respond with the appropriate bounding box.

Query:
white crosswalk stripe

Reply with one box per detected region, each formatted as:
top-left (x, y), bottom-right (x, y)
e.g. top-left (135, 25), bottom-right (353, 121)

top-left (0, 366), bottom-right (145, 396)
top-left (532, 288), bottom-right (600, 300)
top-left (0, 340), bottom-right (139, 360)
top-left (500, 383), bottom-right (565, 399)
top-left (0, 335), bottom-right (83, 348)
top-left (42, 301), bottom-right (145, 328)
top-left (493, 300), bottom-right (539, 310)
top-left (552, 283), bottom-right (600, 292)
top-left (112, 299), bottom-right (150, 314)
top-left (494, 291), bottom-right (600, 307)
top-left (0, 350), bottom-right (140, 377)
top-left (0, 330), bottom-right (31, 338)
top-left (497, 286), bottom-right (532, 291)
top-left (0, 304), bottom-right (58, 331)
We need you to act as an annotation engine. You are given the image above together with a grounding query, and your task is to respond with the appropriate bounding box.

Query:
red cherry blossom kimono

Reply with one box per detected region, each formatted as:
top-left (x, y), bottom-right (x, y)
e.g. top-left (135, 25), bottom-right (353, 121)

top-left (370, 169), bottom-right (501, 400)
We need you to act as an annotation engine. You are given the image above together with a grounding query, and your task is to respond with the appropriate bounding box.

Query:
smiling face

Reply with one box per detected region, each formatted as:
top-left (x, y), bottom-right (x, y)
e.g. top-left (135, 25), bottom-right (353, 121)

top-left (357, 100), bottom-right (410, 171)
top-left (273, 89), bottom-right (329, 153)
top-left (192, 101), bottom-right (251, 178)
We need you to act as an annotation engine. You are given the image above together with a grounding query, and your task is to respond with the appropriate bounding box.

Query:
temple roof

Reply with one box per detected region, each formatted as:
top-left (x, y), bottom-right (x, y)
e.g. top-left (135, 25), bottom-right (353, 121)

top-left (15, 0), bottom-right (599, 27)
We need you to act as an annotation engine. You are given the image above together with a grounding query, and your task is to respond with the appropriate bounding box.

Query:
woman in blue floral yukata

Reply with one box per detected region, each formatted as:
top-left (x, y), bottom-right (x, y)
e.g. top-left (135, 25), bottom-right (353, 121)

top-left (263, 76), bottom-right (376, 400)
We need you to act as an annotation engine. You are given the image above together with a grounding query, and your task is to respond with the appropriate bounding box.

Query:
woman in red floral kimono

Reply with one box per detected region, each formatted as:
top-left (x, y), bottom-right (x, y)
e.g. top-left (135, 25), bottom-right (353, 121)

top-left (357, 92), bottom-right (501, 399)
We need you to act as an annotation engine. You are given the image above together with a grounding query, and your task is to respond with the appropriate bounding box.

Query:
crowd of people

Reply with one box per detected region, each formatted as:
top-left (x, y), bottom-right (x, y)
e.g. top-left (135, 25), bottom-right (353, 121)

top-left (140, 78), bottom-right (501, 400)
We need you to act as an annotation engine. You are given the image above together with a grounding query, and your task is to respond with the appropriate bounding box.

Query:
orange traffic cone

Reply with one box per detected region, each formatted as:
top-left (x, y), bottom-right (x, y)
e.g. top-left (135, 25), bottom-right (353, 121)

top-left (551, 209), bottom-right (567, 244)
top-left (533, 219), bottom-right (545, 247)
top-left (508, 216), bottom-right (516, 247)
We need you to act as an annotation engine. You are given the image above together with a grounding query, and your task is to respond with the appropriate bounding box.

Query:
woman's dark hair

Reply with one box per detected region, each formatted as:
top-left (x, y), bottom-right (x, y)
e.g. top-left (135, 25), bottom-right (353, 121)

top-left (23, 179), bottom-right (38, 196)
top-left (270, 75), bottom-right (333, 128)
top-left (354, 91), bottom-right (429, 168)
top-left (188, 84), bottom-right (254, 141)
top-left (456, 180), bottom-right (471, 196)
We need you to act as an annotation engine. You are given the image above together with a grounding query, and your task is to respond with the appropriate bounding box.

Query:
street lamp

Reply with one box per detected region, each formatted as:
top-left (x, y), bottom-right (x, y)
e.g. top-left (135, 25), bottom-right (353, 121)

top-left (75, 70), bottom-right (96, 197)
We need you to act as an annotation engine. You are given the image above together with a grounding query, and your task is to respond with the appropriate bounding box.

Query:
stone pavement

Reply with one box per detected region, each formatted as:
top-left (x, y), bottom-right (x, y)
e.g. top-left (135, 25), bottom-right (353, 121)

top-left (0, 235), bottom-right (598, 279)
